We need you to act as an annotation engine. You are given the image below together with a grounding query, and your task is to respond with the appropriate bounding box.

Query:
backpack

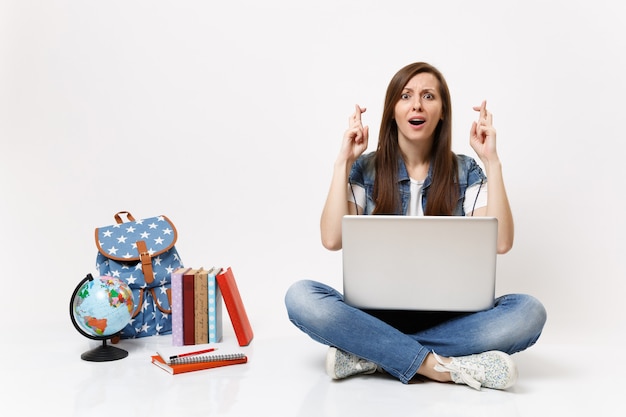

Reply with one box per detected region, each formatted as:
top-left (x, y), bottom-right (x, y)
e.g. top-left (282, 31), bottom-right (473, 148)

top-left (95, 211), bottom-right (183, 339)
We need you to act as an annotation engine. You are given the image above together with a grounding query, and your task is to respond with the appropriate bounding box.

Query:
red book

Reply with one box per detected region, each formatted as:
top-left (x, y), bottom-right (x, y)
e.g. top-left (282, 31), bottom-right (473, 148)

top-left (151, 353), bottom-right (247, 375)
top-left (216, 267), bottom-right (254, 346)
top-left (182, 268), bottom-right (199, 345)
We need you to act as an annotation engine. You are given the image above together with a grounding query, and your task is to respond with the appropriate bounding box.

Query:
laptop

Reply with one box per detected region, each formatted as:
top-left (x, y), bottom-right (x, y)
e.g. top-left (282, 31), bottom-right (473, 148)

top-left (341, 215), bottom-right (498, 312)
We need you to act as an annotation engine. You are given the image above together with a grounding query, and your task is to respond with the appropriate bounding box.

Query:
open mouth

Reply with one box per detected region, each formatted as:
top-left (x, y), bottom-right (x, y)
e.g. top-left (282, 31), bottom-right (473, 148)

top-left (409, 119), bottom-right (425, 126)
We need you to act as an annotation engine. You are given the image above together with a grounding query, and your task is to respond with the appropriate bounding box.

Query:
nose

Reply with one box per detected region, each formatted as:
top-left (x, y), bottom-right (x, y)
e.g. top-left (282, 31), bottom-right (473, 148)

top-left (412, 96), bottom-right (423, 111)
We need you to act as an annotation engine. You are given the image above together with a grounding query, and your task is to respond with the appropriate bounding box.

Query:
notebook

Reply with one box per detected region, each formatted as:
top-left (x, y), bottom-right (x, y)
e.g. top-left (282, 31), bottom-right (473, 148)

top-left (341, 215), bottom-right (498, 312)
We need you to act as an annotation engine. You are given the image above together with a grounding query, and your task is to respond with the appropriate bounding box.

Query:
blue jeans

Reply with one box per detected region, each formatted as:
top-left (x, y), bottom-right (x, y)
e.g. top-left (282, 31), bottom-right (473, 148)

top-left (284, 279), bottom-right (547, 384)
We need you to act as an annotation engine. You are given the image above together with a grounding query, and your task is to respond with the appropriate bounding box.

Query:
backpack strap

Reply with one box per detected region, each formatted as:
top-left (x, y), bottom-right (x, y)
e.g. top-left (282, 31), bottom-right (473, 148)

top-left (150, 287), bottom-right (173, 314)
top-left (136, 240), bottom-right (155, 284)
top-left (130, 289), bottom-right (145, 318)
top-left (114, 211), bottom-right (136, 223)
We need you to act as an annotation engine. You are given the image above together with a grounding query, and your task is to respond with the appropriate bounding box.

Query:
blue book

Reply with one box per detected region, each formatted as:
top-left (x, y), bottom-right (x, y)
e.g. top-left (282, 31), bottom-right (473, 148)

top-left (208, 267), bottom-right (223, 343)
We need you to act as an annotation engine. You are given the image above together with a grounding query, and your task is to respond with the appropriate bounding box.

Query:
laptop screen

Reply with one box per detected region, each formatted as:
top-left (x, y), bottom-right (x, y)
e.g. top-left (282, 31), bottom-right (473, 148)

top-left (341, 215), bottom-right (498, 312)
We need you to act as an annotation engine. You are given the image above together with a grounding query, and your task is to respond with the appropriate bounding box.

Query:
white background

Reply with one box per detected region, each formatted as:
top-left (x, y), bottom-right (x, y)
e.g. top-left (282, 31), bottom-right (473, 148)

top-left (1, 0), bottom-right (624, 349)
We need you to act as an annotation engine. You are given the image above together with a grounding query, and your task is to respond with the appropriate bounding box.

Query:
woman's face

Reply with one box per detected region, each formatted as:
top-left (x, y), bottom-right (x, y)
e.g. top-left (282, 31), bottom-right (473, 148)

top-left (394, 72), bottom-right (443, 145)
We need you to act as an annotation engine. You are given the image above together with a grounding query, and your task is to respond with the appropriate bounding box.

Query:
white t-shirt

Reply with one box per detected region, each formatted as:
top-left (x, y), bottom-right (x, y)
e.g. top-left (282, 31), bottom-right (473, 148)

top-left (348, 179), bottom-right (488, 215)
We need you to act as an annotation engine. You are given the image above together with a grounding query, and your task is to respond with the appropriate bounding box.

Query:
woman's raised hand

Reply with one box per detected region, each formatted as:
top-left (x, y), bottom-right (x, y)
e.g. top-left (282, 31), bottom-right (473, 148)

top-left (469, 100), bottom-right (499, 164)
top-left (339, 104), bottom-right (369, 162)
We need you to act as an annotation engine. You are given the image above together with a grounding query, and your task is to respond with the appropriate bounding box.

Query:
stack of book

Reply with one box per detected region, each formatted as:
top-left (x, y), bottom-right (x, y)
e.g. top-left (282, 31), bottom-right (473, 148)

top-left (171, 266), bottom-right (254, 347)
top-left (151, 344), bottom-right (248, 375)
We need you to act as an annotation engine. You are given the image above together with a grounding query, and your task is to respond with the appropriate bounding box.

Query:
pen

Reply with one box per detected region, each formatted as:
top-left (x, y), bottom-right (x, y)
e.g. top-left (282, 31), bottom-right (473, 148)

top-left (169, 348), bottom-right (217, 360)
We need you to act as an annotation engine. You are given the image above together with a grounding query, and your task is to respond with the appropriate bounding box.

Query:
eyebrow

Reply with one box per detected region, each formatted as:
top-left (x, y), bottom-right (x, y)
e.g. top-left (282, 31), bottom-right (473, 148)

top-left (403, 87), bottom-right (437, 93)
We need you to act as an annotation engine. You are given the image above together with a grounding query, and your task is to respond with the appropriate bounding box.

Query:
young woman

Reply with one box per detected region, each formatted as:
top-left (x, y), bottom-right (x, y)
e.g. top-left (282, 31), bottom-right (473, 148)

top-left (284, 62), bottom-right (547, 390)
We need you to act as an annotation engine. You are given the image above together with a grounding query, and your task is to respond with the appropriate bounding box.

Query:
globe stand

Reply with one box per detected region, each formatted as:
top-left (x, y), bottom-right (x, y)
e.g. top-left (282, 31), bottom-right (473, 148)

top-left (81, 338), bottom-right (129, 362)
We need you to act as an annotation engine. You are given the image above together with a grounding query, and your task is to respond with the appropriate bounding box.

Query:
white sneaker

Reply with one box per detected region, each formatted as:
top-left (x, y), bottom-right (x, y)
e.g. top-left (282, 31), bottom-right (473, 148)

top-left (433, 350), bottom-right (518, 390)
top-left (325, 347), bottom-right (378, 380)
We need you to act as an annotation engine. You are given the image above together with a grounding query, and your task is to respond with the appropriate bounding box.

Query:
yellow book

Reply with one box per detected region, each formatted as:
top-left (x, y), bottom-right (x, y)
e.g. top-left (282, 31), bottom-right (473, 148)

top-left (194, 268), bottom-right (209, 344)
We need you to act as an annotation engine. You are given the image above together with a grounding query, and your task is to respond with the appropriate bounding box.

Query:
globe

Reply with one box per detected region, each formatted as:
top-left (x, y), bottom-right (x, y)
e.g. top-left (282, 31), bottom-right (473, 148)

top-left (70, 274), bottom-right (134, 361)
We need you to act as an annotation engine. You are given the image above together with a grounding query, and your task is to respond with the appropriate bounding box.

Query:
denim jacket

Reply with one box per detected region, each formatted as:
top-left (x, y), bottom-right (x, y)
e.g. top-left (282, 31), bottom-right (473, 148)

top-left (349, 151), bottom-right (486, 215)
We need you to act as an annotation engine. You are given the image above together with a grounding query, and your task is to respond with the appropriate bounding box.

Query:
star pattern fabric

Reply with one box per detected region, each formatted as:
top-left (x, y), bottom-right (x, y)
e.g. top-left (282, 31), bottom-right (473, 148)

top-left (95, 215), bottom-right (183, 339)
top-left (96, 215), bottom-right (177, 261)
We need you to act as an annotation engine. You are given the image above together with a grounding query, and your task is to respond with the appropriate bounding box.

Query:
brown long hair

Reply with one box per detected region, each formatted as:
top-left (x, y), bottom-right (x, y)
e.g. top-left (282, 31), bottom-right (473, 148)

top-left (372, 62), bottom-right (458, 215)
